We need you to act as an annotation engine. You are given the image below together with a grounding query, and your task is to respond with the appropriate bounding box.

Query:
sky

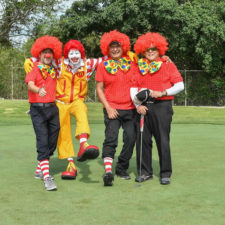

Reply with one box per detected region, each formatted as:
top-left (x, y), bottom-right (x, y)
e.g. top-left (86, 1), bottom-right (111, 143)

top-left (59, 0), bottom-right (75, 14)
top-left (9, 0), bottom-right (76, 46)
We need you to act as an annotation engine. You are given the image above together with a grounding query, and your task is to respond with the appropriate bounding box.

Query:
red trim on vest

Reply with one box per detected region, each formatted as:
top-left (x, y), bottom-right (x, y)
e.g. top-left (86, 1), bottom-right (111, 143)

top-left (78, 81), bottom-right (85, 99)
top-left (70, 74), bottom-right (75, 103)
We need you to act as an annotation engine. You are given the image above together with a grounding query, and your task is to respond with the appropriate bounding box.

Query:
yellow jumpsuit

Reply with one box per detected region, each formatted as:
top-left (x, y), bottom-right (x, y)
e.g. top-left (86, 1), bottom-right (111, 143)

top-left (56, 57), bottom-right (90, 159)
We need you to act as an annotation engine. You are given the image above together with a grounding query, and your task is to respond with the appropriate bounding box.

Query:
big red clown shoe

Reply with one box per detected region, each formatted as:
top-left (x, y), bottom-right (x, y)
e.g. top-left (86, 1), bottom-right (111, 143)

top-left (77, 142), bottom-right (99, 162)
top-left (61, 161), bottom-right (77, 179)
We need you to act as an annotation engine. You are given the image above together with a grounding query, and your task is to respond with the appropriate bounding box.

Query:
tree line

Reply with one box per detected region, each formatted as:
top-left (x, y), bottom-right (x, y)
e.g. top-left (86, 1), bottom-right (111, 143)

top-left (0, 0), bottom-right (225, 105)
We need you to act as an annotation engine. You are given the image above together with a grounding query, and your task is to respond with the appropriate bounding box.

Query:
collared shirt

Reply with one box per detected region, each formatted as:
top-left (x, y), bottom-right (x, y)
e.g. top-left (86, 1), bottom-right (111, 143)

top-left (137, 62), bottom-right (183, 100)
top-left (25, 65), bottom-right (56, 103)
top-left (95, 60), bottom-right (138, 110)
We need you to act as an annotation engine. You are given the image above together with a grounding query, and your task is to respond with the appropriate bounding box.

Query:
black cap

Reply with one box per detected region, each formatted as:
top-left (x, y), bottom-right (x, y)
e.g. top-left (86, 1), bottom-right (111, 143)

top-left (109, 41), bottom-right (121, 46)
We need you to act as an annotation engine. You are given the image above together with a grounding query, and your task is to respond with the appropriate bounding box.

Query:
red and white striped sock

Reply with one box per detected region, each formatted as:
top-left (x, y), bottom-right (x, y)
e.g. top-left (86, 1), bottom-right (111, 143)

top-left (35, 161), bottom-right (41, 174)
top-left (40, 159), bottom-right (50, 181)
top-left (104, 157), bottom-right (113, 173)
top-left (79, 133), bottom-right (88, 147)
top-left (67, 157), bottom-right (74, 163)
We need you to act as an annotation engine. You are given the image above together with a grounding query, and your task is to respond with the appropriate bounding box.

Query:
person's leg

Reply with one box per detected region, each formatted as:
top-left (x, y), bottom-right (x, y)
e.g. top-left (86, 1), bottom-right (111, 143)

top-left (115, 109), bottom-right (136, 179)
top-left (152, 101), bottom-right (173, 181)
top-left (70, 100), bottom-right (99, 161)
top-left (30, 105), bottom-right (57, 190)
top-left (34, 161), bottom-right (41, 178)
top-left (56, 102), bottom-right (74, 159)
top-left (30, 106), bottom-right (50, 161)
top-left (102, 109), bottom-right (121, 186)
top-left (135, 107), bottom-right (154, 182)
top-left (56, 102), bottom-right (77, 179)
top-left (48, 105), bottom-right (60, 157)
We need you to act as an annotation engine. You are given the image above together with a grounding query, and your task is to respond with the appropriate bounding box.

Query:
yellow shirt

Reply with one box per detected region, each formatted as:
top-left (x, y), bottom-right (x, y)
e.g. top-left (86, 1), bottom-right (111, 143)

top-left (56, 57), bottom-right (88, 103)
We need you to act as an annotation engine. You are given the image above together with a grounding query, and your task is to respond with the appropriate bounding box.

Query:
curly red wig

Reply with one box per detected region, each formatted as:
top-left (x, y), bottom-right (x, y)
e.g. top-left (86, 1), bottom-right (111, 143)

top-left (31, 35), bottom-right (62, 60)
top-left (63, 40), bottom-right (86, 59)
top-left (134, 32), bottom-right (168, 56)
top-left (100, 30), bottom-right (130, 56)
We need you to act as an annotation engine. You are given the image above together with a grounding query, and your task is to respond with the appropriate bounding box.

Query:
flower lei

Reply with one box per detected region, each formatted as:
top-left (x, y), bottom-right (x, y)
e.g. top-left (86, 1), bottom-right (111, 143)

top-left (104, 57), bottom-right (131, 74)
top-left (138, 58), bottom-right (162, 75)
top-left (38, 64), bottom-right (56, 79)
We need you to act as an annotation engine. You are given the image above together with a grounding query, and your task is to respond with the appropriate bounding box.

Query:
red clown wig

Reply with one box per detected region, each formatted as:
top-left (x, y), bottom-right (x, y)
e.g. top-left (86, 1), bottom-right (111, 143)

top-left (63, 40), bottom-right (86, 59)
top-left (31, 35), bottom-right (62, 60)
top-left (134, 32), bottom-right (168, 56)
top-left (100, 30), bottom-right (130, 56)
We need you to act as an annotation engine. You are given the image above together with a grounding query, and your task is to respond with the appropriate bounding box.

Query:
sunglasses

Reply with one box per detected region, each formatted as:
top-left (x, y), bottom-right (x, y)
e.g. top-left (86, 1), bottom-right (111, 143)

top-left (145, 47), bottom-right (158, 52)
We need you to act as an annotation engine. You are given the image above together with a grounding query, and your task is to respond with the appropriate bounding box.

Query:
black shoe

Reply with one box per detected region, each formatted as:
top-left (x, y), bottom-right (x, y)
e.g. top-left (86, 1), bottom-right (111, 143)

top-left (116, 171), bottom-right (131, 180)
top-left (103, 172), bottom-right (114, 186)
top-left (135, 174), bottom-right (153, 182)
top-left (160, 177), bottom-right (170, 185)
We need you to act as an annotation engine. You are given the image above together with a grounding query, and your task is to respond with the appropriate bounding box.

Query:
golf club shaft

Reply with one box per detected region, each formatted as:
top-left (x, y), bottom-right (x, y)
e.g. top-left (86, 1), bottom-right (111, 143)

top-left (139, 114), bottom-right (144, 183)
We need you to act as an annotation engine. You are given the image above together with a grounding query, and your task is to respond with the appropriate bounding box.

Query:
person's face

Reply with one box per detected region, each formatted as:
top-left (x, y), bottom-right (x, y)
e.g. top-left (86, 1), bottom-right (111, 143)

top-left (144, 46), bottom-right (159, 62)
top-left (109, 43), bottom-right (123, 60)
top-left (68, 49), bottom-right (81, 65)
top-left (39, 49), bottom-right (54, 65)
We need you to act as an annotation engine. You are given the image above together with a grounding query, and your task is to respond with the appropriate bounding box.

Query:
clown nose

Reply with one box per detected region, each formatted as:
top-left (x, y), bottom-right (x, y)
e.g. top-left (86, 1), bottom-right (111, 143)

top-left (45, 53), bottom-right (51, 58)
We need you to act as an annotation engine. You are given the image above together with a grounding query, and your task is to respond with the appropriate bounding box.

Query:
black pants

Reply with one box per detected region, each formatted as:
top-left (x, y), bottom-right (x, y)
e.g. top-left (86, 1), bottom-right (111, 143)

top-left (102, 108), bottom-right (136, 173)
top-left (30, 104), bottom-right (60, 161)
top-left (136, 100), bottom-right (173, 178)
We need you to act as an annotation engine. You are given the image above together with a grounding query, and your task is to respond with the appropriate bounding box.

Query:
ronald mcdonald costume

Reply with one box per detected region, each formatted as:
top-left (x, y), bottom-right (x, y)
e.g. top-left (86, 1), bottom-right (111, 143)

top-left (24, 40), bottom-right (104, 179)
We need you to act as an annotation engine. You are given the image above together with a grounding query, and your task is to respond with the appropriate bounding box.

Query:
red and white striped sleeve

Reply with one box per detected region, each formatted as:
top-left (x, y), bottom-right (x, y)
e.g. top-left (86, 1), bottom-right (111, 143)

top-left (86, 56), bottom-right (108, 80)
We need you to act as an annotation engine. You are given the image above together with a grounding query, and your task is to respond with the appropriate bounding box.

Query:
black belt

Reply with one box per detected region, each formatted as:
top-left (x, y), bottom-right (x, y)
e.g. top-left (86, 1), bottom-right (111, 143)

top-left (31, 102), bottom-right (56, 108)
top-left (145, 99), bottom-right (172, 105)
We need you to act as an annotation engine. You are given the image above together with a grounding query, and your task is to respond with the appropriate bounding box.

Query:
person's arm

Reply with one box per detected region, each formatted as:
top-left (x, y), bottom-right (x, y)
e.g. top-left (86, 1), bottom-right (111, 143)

top-left (150, 82), bottom-right (184, 98)
top-left (130, 87), bottom-right (149, 115)
top-left (28, 81), bottom-right (46, 97)
top-left (96, 81), bottom-right (119, 119)
top-left (86, 56), bottom-right (108, 80)
top-left (166, 82), bottom-right (184, 96)
top-left (130, 87), bottom-right (139, 106)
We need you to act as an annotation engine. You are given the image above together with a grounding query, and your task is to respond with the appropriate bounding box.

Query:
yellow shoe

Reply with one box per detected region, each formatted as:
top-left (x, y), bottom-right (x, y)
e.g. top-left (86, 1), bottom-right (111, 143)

top-left (61, 162), bottom-right (77, 179)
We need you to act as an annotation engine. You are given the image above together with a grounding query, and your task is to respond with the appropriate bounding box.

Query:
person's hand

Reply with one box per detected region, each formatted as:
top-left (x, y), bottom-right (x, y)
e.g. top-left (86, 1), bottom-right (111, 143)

top-left (150, 90), bottom-right (162, 98)
top-left (38, 85), bottom-right (47, 97)
top-left (24, 58), bottom-right (34, 74)
top-left (106, 106), bottom-right (119, 119)
top-left (162, 55), bottom-right (172, 63)
top-left (127, 51), bottom-right (138, 63)
top-left (137, 105), bottom-right (148, 115)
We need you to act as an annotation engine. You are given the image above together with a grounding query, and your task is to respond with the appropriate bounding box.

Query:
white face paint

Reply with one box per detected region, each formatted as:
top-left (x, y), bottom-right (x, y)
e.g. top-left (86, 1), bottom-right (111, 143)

top-left (68, 49), bottom-right (81, 65)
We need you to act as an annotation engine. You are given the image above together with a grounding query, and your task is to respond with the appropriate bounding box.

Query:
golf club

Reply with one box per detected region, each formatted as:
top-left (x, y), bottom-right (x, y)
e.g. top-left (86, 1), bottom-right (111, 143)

top-left (134, 114), bottom-right (144, 188)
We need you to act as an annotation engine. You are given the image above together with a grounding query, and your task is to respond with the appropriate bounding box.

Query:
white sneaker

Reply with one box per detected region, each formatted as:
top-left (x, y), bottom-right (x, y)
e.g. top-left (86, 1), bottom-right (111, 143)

top-left (44, 177), bottom-right (57, 191)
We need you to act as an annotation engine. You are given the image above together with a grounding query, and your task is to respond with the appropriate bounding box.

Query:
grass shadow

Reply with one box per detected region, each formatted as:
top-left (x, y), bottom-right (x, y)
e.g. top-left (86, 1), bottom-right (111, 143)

top-left (50, 157), bottom-right (100, 183)
top-left (96, 154), bottom-right (160, 179)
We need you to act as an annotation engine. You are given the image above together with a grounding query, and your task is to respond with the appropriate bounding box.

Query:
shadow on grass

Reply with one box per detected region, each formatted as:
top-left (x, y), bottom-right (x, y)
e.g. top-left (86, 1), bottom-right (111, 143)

top-left (95, 155), bottom-right (160, 179)
top-left (50, 152), bottom-right (160, 183)
top-left (50, 157), bottom-right (101, 183)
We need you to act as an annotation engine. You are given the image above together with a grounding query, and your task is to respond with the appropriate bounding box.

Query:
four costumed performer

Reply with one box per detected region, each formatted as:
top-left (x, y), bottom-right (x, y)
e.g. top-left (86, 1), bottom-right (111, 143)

top-left (25, 35), bottom-right (62, 191)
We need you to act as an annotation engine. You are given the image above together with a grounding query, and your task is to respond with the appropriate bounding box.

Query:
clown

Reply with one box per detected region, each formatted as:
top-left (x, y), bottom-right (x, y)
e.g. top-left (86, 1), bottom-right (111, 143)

top-left (56, 40), bottom-right (102, 179)
top-left (95, 30), bottom-right (138, 186)
top-left (25, 40), bottom-right (106, 179)
top-left (131, 32), bottom-right (184, 184)
top-left (25, 35), bottom-right (62, 190)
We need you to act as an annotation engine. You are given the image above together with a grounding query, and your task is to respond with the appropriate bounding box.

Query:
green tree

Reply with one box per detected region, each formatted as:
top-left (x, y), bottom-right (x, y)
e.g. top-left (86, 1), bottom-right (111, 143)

top-left (0, 0), bottom-right (61, 46)
top-left (51, 0), bottom-right (225, 75)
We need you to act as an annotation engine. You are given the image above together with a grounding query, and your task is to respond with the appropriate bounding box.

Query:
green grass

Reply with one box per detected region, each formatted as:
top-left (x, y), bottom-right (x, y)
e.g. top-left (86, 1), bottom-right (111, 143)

top-left (0, 100), bottom-right (225, 225)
